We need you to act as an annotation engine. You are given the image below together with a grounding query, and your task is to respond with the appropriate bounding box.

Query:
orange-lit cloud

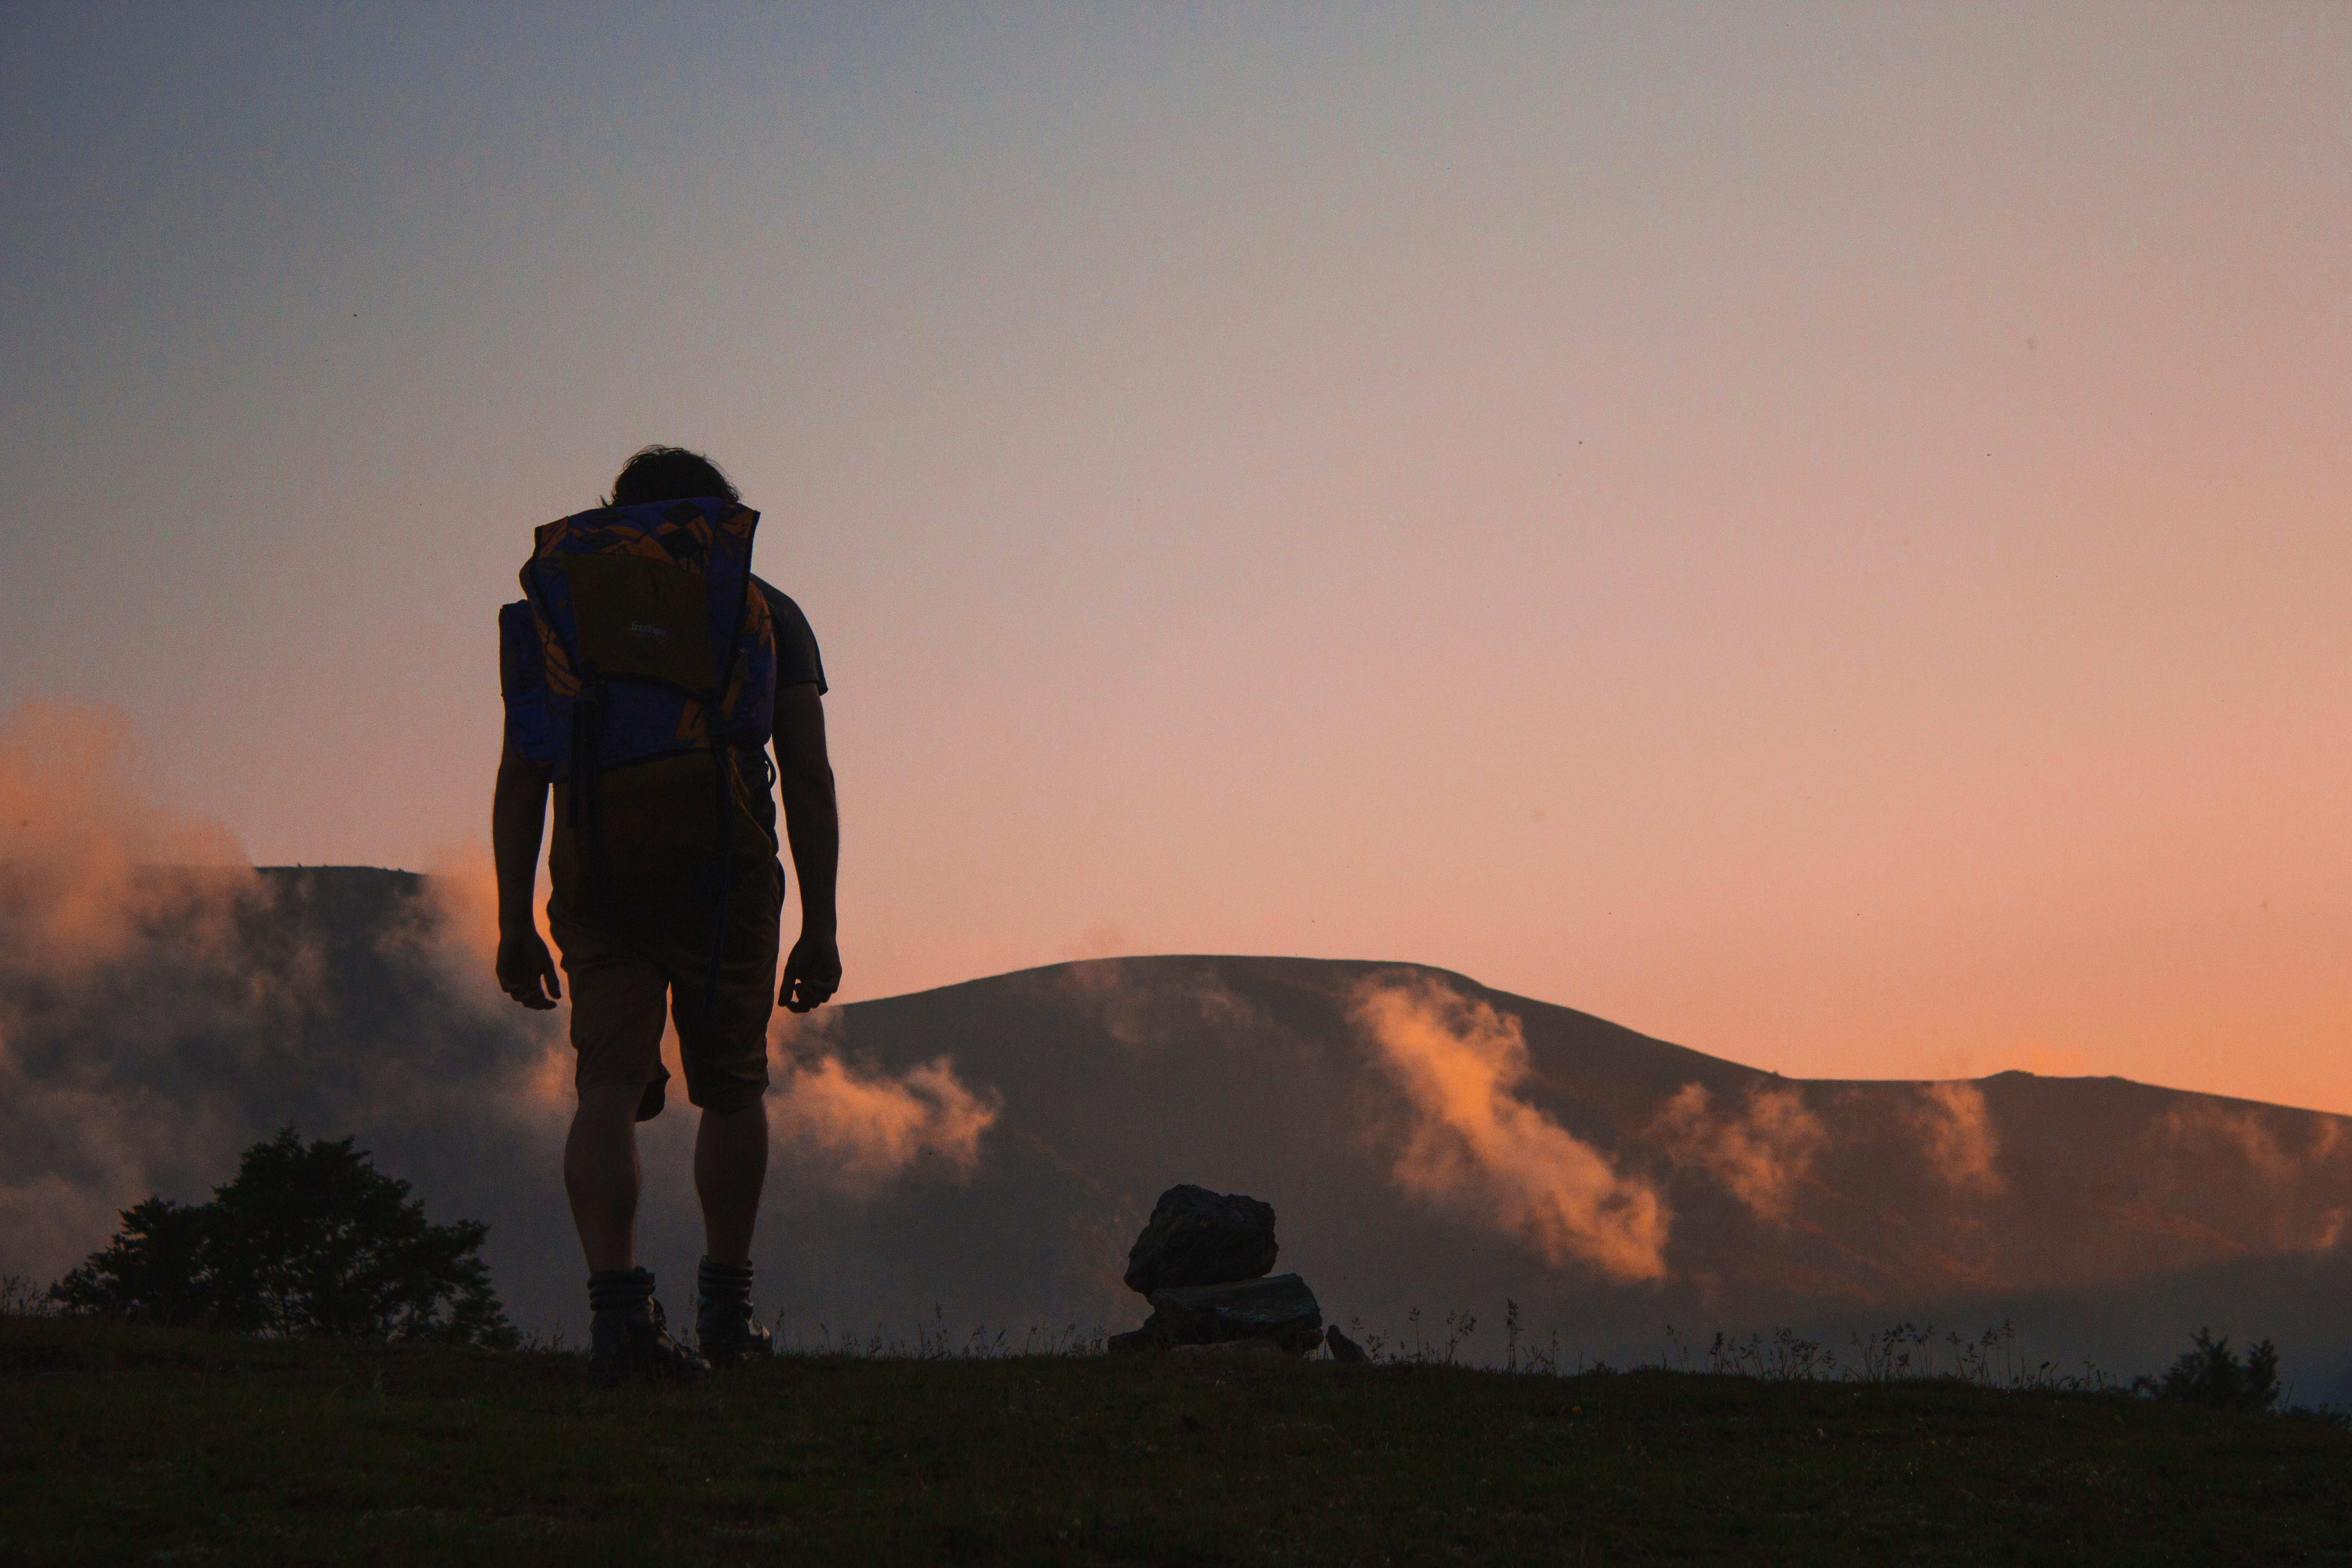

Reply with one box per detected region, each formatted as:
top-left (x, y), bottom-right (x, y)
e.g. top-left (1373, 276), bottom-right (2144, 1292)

top-left (0, 699), bottom-right (1004, 1313)
top-left (1055, 957), bottom-right (1266, 1051)
top-left (1912, 1082), bottom-right (2004, 1196)
top-left (1350, 975), bottom-right (1668, 1282)
top-left (0, 699), bottom-right (250, 969)
top-left (2157, 1102), bottom-right (2340, 1185)
top-left (1650, 1082), bottom-right (1826, 1223)
top-left (0, 702), bottom-right (566, 1288)
top-left (769, 1013), bottom-right (1000, 1196)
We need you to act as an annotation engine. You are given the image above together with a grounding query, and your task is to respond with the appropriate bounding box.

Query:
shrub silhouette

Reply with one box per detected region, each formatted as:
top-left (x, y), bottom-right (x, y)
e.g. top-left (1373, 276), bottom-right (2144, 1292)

top-left (2136, 1328), bottom-right (2280, 1412)
top-left (51, 1127), bottom-right (515, 1348)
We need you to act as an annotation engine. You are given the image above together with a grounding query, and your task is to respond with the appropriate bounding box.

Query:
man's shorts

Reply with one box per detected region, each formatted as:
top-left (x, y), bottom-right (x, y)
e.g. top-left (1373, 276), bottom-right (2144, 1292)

top-left (549, 868), bottom-right (781, 1119)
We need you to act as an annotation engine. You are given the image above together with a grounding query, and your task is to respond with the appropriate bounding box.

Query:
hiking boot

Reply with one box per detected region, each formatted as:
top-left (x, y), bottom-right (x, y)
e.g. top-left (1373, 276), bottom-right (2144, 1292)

top-left (589, 1297), bottom-right (709, 1387)
top-left (698, 1299), bottom-right (773, 1368)
top-left (696, 1256), bottom-right (773, 1368)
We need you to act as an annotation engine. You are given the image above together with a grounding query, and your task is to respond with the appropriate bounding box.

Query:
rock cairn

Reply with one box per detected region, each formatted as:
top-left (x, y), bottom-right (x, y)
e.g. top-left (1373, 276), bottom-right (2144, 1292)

top-left (1107, 1184), bottom-right (1325, 1355)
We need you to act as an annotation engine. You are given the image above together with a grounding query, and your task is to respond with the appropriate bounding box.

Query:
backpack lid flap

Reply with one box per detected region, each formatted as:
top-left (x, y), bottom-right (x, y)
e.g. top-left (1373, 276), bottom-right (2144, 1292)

top-left (559, 553), bottom-right (716, 691)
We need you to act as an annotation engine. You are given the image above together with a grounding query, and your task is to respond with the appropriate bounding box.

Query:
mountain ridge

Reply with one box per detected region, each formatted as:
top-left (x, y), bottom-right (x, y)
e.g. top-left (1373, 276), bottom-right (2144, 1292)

top-left (10, 866), bottom-right (2346, 1392)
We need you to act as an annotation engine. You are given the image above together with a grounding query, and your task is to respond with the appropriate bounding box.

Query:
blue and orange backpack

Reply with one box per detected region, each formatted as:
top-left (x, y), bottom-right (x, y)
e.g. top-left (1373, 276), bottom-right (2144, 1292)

top-left (500, 496), bottom-right (778, 986)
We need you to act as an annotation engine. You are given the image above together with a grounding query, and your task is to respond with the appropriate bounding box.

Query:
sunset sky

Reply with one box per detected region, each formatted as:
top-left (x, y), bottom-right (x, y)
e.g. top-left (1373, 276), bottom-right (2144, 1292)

top-left (4, 5), bottom-right (2346, 1110)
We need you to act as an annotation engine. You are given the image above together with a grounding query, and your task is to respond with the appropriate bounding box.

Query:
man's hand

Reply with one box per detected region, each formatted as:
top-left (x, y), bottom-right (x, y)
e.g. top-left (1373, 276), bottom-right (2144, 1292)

top-left (497, 928), bottom-right (563, 1010)
top-left (780, 929), bottom-right (841, 1013)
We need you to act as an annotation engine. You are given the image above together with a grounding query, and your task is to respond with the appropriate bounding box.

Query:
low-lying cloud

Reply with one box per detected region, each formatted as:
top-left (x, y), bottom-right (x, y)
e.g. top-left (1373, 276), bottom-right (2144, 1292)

top-left (0, 701), bottom-right (326, 1288)
top-left (1058, 956), bottom-right (1266, 1051)
top-left (0, 700), bottom-right (1003, 1332)
top-left (770, 1014), bottom-right (1000, 1197)
top-left (1350, 975), bottom-right (1669, 1283)
top-left (1912, 1082), bottom-right (2004, 1196)
top-left (0, 700), bottom-right (250, 971)
top-left (2159, 1102), bottom-right (2341, 1183)
top-left (1650, 1082), bottom-right (1826, 1223)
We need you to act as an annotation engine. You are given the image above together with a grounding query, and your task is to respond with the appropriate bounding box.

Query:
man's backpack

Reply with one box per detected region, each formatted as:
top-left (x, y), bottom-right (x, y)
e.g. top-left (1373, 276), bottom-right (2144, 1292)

top-left (506, 497), bottom-right (778, 986)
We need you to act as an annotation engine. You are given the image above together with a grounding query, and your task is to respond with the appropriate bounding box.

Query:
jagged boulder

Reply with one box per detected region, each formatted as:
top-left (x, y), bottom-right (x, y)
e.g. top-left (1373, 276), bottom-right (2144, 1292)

top-left (1122, 1184), bottom-right (1279, 1295)
top-left (1107, 1273), bottom-right (1324, 1356)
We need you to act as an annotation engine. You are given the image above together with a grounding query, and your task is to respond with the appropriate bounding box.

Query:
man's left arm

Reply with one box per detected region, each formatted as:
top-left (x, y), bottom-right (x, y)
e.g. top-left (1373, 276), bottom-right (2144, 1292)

top-left (772, 681), bottom-right (841, 1012)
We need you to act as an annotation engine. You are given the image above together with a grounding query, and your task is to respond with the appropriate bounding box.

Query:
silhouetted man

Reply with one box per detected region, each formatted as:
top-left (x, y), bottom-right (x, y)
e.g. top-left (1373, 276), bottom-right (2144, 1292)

top-left (491, 446), bottom-right (840, 1382)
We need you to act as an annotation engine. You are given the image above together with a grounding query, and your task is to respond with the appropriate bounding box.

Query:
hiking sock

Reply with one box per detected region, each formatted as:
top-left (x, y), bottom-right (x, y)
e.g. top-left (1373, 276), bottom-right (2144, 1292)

top-left (589, 1266), bottom-right (657, 1323)
top-left (587, 1267), bottom-right (707, 1384)
top-left (696, 1258), bottom-right (755, 1323)
top-left (696, 1257), bottom-right (771, 1364)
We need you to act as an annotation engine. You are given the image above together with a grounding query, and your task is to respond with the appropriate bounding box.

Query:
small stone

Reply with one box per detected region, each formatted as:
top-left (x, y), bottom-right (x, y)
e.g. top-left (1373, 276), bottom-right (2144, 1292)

top-left (1325, 1324), bottom-right (1368, 1363)
top-left (1123, 1184), bottom-right (1280, 1295)
top-left (1146, 1273), bottom-right (1323, 1354)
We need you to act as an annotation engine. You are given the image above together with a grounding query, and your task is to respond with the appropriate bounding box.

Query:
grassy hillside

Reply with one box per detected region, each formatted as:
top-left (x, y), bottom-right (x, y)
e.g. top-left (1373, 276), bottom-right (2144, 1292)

top-left (4, 1319), bottom-right (2347, 1565)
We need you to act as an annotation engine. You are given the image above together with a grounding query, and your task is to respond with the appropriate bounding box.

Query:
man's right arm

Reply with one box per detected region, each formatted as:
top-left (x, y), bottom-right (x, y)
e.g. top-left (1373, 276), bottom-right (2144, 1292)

top-left (491, 742), bottom-right (561, 1009)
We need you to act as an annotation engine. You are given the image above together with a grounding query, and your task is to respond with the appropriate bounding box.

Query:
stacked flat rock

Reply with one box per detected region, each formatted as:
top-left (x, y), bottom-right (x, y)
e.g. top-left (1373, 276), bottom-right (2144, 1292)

top-left (1108, 1184), bottom-right (1323, 1355)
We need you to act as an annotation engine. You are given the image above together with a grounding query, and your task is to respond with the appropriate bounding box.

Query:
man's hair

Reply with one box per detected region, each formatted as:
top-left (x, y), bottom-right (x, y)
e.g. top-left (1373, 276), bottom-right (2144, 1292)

top-left (606, 446), bottom-right (740, 508)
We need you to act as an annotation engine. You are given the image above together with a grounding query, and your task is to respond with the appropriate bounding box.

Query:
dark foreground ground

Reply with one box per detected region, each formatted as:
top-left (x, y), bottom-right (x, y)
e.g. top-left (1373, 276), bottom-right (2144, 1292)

top-left (4, 1318), bottom-right (2348, 1566)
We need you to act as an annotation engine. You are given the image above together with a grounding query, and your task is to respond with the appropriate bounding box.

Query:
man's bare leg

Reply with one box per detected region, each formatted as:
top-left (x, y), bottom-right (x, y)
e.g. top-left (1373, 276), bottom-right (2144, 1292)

top-left (695, 1099), bottom-right (769, 1265)
top-left (565, 1083), bottom-right (644, 1273)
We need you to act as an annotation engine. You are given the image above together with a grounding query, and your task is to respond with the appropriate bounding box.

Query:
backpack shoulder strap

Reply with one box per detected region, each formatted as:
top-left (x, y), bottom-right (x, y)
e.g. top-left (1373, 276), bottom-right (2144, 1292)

top-left (497, 601), bottom-right (564, 767)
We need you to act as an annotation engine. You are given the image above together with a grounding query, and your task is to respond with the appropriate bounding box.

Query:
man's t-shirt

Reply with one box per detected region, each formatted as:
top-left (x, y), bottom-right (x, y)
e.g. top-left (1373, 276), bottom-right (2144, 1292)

top-left (749, 577), bottom-right (825, 853)
top-left (756, 578), bottom-right (827, 698)
top-left (499, 575), bottom-right (826, 855)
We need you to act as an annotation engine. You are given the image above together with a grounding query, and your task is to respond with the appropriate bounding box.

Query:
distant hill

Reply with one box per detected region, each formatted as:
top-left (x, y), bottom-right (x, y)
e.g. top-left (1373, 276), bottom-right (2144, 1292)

top-left (794, 948), bottom-right (2352, 1395)
top-left (8, 866), bottom-right (2349, 1396)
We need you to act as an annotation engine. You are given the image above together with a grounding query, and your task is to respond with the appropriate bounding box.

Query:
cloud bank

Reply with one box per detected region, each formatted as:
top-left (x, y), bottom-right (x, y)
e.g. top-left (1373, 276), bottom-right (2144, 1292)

top-left (1650, 1082), bottom-right (1827, 1223)
top-left (1912, 1082), bottom-right (2004, 1196)
top-left (0, 701), bottom-right (1001, 1330)
top-left (770, 1014), bottom-right (1000, 1197)
top-left (1350, 975), bottom-right (1669, 1282)
top-left (2160, 1102), bottom-right (2340, 1184)
top-left (1057, 957), bottom-right (1266, 1051)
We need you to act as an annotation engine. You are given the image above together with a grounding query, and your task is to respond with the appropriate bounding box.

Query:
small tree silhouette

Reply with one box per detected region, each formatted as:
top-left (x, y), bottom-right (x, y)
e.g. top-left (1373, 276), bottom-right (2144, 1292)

top-left (51, 1127), bottom-right (515, 1348)
top-left (51, 1196), bottom-right (218, 1324)
top-left (2136, 1328), bottom-right (2281, 1412)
